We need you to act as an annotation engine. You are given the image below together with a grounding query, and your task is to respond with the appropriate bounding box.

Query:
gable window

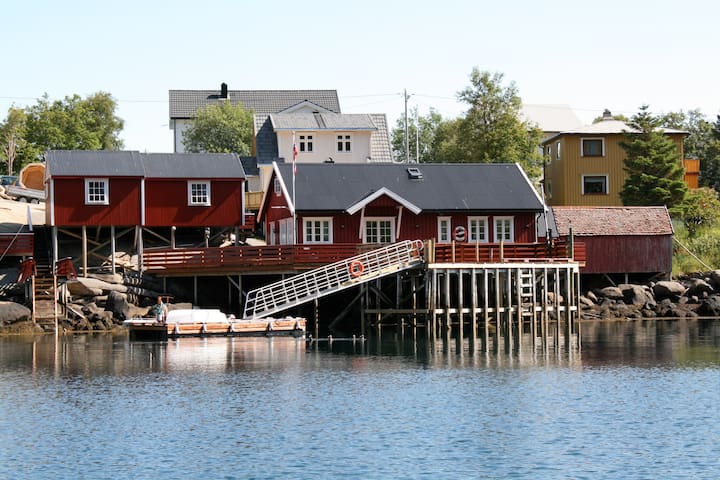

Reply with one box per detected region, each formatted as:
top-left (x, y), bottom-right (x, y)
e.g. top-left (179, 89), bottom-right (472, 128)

top-left (582, 175), bottom-right (608, 195)
top-left (304, 217), bottom-right (332, 244)
top-left (581, 138), bottom-right (604, 157)
top-left (188, 181), bottom-right (211, 206)
top-left (273, 178), bottom-right (282, 195)
top-left (437, 217), bottom-right (451, 244)
top-left (337, 134), bottom-right (352, 152)
top-left (85, 178), bottom-right (109, 205)
top-left (299, 135), bottom-right (313, 152)
top-left (364, 218), bottom-right (394, 244)
top-left (468, 216), bottom-right (488, 243)
top-left (494, 216), bottom-right (514, 243)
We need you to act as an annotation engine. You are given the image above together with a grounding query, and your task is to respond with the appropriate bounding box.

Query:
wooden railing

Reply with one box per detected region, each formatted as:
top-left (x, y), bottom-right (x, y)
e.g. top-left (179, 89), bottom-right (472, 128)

top-left (143, 240), bottom-right (584, 274)
top-left (0, 233), bottom-right (34, 257)
top-left (432, 240), bottom-right (585, 264)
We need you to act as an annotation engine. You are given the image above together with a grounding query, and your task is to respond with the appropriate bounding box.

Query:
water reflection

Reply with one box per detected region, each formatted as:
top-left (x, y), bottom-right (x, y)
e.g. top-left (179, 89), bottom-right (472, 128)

top-left (1, 319), bottom-right (718, 377)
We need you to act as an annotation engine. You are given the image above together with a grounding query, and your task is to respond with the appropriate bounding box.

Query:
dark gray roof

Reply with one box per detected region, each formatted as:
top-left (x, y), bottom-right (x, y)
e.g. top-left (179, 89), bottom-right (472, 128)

top-left (239, 157), bottom-right (259, 176)
top-left (368, 114), bottom-right (392, 163)
top-left (142, 153), bottom-right (244, 179)
top-left (254, 115), bottom-right (280, 164)
top-left (274, 163), bottom-right (543, 212)
top-left (46, 150), bottom-right (145, 177)
top-left (169, 88), bottom-right (341, 119)
top-left (46, 151), bottom-right (244, 179)
top-left (270, 113), bottom-right (377, 130)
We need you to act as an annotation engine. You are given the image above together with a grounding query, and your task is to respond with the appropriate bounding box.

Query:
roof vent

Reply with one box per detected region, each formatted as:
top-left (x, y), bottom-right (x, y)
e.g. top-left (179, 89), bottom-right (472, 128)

top-left (602, 109), bottom-right (612, 121)
top-left (407, 167), bottom-right (423, 180)
top-left (220, 83), bottom-right (228, 99)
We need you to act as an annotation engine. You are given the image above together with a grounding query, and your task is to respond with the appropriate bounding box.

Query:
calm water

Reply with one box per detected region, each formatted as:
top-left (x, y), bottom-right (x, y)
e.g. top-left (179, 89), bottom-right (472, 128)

top-left (1, 320), bottom-right (719, 480)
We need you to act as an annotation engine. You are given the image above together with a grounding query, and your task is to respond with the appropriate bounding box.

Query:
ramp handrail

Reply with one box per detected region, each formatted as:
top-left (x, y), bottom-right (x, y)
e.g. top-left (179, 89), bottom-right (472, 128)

top-left (242, 240), bottom-right (424, 319)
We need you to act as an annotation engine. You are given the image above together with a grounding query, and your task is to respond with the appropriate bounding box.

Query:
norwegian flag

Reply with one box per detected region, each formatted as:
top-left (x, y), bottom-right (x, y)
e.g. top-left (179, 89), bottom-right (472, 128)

top-left (292, 132), bottom-right (298, 175)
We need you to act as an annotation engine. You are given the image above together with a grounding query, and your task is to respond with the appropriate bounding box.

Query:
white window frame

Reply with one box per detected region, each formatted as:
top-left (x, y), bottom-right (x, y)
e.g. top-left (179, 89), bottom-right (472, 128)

top-left (337, 134), bottom-right (352, 152)
top-left (494, 216), bottom-right (515, 243)
top-left (85, 178), bottom-right (109, 205)
top-left (273, 178), bottom-right (282, 195)
top-left (363, 217), bottom-right (395, 244)
top-left (187, 181), bottom-right (211, 206)
top-left (468, 216), bottom-right (488, 243)
top-left (582, 174), bottom-right (609, 195)
top-left (303, 217), bottom-right (333, 244)
top-left (299, 134), bottom-right (314, 153)
top-left (581, 137), bottom-right (605, 157)
top-left (437, 216), bottom-right (451, 244)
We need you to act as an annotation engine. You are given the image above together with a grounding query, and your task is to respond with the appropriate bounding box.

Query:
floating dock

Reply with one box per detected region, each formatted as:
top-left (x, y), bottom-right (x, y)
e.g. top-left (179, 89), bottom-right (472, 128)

top-left (125, 309), bottom-right (306, 340)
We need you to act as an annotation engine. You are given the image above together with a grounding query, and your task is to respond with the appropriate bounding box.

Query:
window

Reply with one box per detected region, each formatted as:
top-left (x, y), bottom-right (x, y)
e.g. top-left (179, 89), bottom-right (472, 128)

top-left (279, 218), bottom-right (294, 245)
top-left (337, 134), bottom-right (352, 152)
top-left (468, 216), bottom-right (488, 243)
top-left (546, 145), bottom-right (552, 158)
top-left (273, 178), bottom-right (281, 195)
top-left (188, 181), bottom-right (211, 206)
top-left (364, 218), bottom-right (395, 244)
top-left (304, 217), bottom-right (332, 244)
top-left (582, 175), bottom-right (608, 195)
top-left (556, 141), bottom-right (561, 159)
top-left (85, 178), bottom-right (108, 205)
top-left (494, 216), bottom-right (514, 243)
top-left (581, 138), bottom-right (604, 157)
top-left (437, 217), bottom-right (451, 244)
top-left (299, 135), bottom-right (313, 152)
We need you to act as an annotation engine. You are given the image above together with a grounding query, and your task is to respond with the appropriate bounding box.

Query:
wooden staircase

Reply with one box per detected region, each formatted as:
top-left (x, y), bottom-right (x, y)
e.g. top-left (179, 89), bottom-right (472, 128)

top-left (33, 264), bottom-right (57, 329)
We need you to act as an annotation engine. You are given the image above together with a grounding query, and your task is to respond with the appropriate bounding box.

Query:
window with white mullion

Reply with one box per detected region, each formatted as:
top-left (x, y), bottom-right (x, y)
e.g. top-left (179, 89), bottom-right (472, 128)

top-left (493, 216), bottom-right (514, 243)
top-left (468, 216), bottom-right (488, 243)
top-left (303, 217), bottom-right (332, 244)
top-left (188, 181), bottom-right (211, 206)
top-left (364, 217), bottom-right (394, 244)
top-left (85, 178), bottom-right (109, 205)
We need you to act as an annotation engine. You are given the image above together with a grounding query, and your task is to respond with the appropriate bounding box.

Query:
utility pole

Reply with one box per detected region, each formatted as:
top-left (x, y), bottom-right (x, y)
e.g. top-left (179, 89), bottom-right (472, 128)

top-left (415, 108), bottom-right (420, 163)
top-left (404, 89), bottom-right (411, 163)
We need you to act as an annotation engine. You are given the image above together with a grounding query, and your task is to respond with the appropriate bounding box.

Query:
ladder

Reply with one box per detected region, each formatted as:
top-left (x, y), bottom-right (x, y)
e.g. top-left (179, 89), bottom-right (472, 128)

top-left (243, 240), bottom-right (424, 319)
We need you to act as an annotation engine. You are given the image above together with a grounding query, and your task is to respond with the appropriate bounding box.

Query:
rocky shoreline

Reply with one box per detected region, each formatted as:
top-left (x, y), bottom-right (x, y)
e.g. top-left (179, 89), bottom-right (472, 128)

top-left (3, 271), bottom-right (720, 335)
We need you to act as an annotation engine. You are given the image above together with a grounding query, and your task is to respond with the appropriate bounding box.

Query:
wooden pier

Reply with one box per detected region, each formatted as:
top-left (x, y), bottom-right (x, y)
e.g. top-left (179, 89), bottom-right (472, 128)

top-left (359, 261), bottom-right (580, 350)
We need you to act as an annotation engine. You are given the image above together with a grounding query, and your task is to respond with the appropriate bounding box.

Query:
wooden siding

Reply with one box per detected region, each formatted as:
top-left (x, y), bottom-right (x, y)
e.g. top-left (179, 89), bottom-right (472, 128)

top-left (547, 133), bottom-right (686, 206)
top-left (0, 233), bottom-right (34, 256)
top-left (144, 180), bottom-right (243, 227)
top-left (52, 178), bottom-right (141, 226)
top-left (683, 158), bottom-right (700, 189)
top-left (579, 235), bottom-right (672, 274)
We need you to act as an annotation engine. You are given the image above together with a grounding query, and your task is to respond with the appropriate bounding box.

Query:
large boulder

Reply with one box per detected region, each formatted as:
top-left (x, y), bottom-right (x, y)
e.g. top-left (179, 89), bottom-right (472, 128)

top-left (652, 281), bottom-right (686, 300)
top-left (66, 279), bottom-right (103, 297)
top-left (619, 284), bottom-right (656, 308)
top-left (594, 286), bottom-right (624, 300)
top-left (684, 278), bottom-right (713, 299)
top-left (0, 301), bottom-right (32, 325)
top-left (697, 295), bottom-right (720, 317)
top-left (105, 291), bottom-right (130, 321)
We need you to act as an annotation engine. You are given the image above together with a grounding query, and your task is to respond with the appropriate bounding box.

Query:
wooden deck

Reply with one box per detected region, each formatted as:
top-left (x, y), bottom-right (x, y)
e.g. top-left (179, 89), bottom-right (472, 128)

top-left (142, 240), bottom-right (584, 276)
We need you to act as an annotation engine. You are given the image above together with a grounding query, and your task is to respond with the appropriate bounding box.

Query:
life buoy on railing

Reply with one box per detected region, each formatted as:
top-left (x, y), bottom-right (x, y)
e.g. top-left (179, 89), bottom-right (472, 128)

top-left (454, 226), bottom-right (466, 242)
top-left (349, 260), bottom-right (365, 277)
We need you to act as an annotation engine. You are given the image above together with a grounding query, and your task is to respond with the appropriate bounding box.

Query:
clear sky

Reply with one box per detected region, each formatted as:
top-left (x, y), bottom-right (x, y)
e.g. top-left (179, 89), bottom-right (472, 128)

top-left (2, 0), bottom-right (719, 153)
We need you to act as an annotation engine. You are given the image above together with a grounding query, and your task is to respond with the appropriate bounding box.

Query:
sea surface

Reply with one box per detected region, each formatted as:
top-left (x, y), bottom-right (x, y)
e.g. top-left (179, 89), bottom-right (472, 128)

top-left (1, 319), bottom-right (719, 479)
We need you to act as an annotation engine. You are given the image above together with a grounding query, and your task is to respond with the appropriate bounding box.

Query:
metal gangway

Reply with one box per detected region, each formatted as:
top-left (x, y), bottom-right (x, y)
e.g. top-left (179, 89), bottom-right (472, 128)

top-left (242, 240), bottom-right (424, 319)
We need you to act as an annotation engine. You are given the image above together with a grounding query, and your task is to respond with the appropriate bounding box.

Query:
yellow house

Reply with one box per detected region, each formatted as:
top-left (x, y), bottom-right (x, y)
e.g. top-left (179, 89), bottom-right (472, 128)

top-left (542, 111), bottom-right (688, 206)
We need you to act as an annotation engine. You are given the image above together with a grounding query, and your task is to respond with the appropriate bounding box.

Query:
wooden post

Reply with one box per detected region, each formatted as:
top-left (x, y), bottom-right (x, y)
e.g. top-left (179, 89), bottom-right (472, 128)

top-left (444, 269), bottom-right (451, 337)
top-left (52, 226), bottom-right (58, 265)
top-left (458, 269), bottom-right (464, 346)
top-left (494, 267), bottom-right (501, 350)
top-left (506, 266), bottom-right (513, 351)
top-left (471, 268), bottom-right (478, 350)
top-left (483, 269), bottom-right (489, 351)
top-left (314, 299), bottom-right (319, 339)
top-left (360, 283), bottom-right (366, 337)
top-left (110, 225), bottom-right (116, 275)
top-left (193, 275), bottom-right (198, 306)
top-left (82, 225), bottom-right (87, 278)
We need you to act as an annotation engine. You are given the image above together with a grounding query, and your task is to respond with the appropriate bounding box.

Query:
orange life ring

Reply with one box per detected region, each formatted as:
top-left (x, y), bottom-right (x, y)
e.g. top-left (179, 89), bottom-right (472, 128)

top-left (349, 260), bottom-right (365, 277)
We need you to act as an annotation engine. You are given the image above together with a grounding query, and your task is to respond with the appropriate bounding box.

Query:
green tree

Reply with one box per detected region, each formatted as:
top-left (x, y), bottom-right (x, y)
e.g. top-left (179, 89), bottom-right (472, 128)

top-left (0, 107), bottom-right (27, 175)
top-left (24, 92), bottom-right (124, 154)
top-left (454, 69), bottom-right (543, 178)
top-left (620, 105), bottom-right (688, 208)
top-left (390, 107), bottom-right (445, 163)
top-left (677, 187), bottom-right (720, 237)
top-left (182, 101), bottom-right (253, 155)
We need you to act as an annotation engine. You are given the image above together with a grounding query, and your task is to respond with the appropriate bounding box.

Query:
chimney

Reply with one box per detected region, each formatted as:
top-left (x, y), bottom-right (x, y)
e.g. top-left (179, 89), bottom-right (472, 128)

top-left (602, 109), bottom-right (612, 121)
top-left (220, 82), bottom-right (228, 99)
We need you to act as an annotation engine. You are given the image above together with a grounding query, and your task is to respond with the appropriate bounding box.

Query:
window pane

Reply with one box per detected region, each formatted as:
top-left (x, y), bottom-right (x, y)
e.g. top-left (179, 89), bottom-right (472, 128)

top-left (583, 139), bottom-right (603, 156)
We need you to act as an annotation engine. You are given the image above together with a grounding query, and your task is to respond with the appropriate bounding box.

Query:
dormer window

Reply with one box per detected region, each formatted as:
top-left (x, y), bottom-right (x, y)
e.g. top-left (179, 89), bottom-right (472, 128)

top-left (337, 135), bottom-right (351, 152)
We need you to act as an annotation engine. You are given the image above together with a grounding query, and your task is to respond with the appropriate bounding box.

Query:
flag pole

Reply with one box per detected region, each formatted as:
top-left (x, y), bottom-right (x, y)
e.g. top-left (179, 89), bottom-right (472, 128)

top-left (292, 131), bottom-right (297, 244)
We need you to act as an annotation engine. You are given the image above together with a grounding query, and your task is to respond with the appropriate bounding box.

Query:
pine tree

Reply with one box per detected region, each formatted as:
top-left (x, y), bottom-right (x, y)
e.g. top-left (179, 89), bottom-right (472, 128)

top-left (620, 106), bottom-right (688, 207)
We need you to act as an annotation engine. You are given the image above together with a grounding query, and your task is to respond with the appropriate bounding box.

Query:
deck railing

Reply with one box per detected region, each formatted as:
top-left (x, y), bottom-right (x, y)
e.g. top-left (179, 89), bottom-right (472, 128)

top-left (143, 239), bottom-right (584, 274)
top-left (0, 233), bottom-right (34, 257)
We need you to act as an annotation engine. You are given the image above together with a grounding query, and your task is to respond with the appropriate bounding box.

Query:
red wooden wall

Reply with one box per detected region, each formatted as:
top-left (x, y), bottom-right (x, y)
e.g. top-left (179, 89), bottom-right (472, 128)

top-left (51, 178), bottom-right (141, 226)
top-left (144, 180), bottom-right (243, 227)
top-left (580, 235), bottom-right (673, 274)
